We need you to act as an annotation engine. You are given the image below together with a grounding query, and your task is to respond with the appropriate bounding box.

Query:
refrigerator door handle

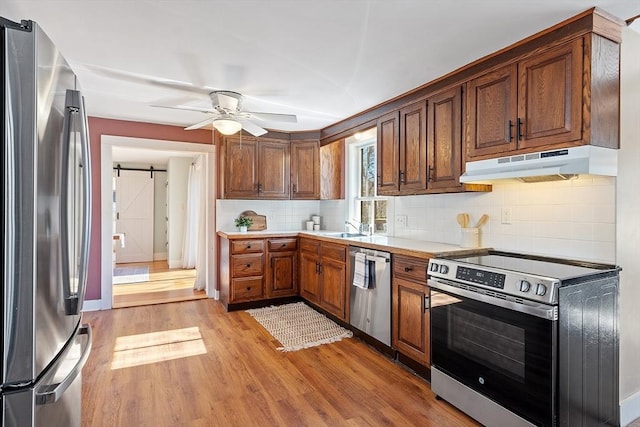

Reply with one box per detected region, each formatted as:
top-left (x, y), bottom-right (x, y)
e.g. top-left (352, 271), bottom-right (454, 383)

top-left (60, 89), bottom-right (91, 315)
top-left (35, 324), bottom-right (92, 405)
top-left (76, 93), bottom-right (92, 312)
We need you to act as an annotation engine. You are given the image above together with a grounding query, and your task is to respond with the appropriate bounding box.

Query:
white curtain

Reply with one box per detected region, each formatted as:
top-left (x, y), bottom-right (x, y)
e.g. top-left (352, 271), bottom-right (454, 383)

top-left (182, 155), bottom-right (206, 290)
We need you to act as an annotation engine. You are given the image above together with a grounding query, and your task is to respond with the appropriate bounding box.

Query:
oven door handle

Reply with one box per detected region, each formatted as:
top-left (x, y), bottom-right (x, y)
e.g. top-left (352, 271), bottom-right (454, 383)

top-left (428, 278), bottom-right (558, 321)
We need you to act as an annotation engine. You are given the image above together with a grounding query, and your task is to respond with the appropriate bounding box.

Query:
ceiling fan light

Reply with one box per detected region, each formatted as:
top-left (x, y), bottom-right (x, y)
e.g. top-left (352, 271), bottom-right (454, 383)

top-left (213, 118), bottom-right (242, 135)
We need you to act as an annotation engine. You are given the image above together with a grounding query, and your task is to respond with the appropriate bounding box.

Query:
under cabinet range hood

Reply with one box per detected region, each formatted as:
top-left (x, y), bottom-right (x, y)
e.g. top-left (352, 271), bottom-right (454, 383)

top-left (459, 146), bottom-right (618, 183)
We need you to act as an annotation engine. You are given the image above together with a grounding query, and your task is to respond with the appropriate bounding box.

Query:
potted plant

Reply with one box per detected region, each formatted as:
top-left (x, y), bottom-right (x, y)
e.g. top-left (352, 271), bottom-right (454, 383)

top-left (234, 215), bottom-right (253, 233)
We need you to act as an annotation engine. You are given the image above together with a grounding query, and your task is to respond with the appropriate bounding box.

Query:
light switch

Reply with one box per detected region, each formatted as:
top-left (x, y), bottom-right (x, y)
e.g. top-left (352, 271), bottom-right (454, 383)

top-left (395, 215), bottom-right (407, 228)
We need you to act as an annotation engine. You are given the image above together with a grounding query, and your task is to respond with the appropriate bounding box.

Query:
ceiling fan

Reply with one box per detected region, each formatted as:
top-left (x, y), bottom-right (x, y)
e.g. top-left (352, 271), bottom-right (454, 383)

top-left (152, 90), bottom-right (297, 137)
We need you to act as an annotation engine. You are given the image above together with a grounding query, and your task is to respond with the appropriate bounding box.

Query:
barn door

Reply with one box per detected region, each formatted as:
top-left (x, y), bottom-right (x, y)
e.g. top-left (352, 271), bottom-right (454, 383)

top-left (114, 170), bottom-right (154, 263)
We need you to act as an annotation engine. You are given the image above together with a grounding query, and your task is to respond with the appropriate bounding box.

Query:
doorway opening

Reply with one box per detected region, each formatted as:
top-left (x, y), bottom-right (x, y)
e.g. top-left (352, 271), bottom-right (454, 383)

top-left (100, 136), bottom-right (216, 310)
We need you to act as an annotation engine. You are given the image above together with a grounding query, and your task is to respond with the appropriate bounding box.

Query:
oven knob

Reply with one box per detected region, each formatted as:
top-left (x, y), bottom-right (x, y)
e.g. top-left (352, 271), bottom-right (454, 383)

top-left (430, 263), bottom-right (439, 272)
top-left (536, 283), bottom-right (547, 296)
top-left (519, 280), bottom-right (531, 292)
top-left (439, 265), bottom-right (449, 274)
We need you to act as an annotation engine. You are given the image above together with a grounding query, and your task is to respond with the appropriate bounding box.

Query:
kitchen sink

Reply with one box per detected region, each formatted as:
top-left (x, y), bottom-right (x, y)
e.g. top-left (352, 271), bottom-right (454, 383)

top-left (322, 232), bottom-right (368, 238)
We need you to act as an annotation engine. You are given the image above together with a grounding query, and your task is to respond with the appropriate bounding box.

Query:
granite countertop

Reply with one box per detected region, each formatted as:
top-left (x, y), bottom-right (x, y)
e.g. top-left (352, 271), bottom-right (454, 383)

top-left (217, 230), bottom-right (486, 259)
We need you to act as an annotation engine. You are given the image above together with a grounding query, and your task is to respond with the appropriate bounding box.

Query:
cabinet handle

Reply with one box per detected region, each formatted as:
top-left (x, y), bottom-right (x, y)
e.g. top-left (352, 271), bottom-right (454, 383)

top-left (507, 119), bottom-right (514, 142)
top-left (427, 166), bottom-right (433, 182)
top-left (247, 286), bottom-right (252, 291)
top-left (281, 243), bottom-right (286, 247)
top-left (404, 266), bottom-right (414, 272)
top-left (377, 175), bottom-right (381, 186)
top-left (292, 183), bottom-right (297, 193)
top-left (517, 117), bottom-right (523, 141)
top-left (246, 263), bottom-right (251, 268)
top-left (399, 170), bottom-right (405, 184)
top-left (424, 296), bottom-right (430, 312)
top-left (258, 183), bottom-right (263, 193)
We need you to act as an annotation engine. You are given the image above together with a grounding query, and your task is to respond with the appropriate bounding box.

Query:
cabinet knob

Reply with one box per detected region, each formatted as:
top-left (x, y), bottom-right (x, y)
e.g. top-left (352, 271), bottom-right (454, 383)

top-left (281, 243), bottom-right (286, 247)
top-left (246, 287), bottom-right (251, 291)
top-left (404, 266), bottom-right (414, 272)
top-left (247, 245), bottom-right (251, 249)
top-left (246, 263), bottom-right (251, 268)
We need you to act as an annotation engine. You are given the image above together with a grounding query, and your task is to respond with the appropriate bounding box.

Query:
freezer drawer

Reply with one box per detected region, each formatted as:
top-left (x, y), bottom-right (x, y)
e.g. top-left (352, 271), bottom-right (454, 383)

top-left (2, 324), bottom-right (91, 427)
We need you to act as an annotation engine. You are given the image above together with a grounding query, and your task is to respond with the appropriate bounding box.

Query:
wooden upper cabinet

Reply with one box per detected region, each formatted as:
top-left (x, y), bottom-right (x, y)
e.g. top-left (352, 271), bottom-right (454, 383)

top-left (376, 111), bottom-right (400, 195)
top-left (517, 38), bottom-right (583, 149)
top-left (291, 140), bottom-right (320, 200)
top-left (257, 140), bottom-right (290, 199)
top-left (223, 137), bottom-right (259, 199)
top-left (222, 136), bottom-right (290, 199)
top-left (467, 37), bottom-right (589, 161)
top-left (426, 86), bottom-right (463, 191)
top-left (467, 64), bottom-right (518, 158)
top-left (320, 139), bottom-right (345, 200)
top-left (399, 101), bottom-right (428, 193)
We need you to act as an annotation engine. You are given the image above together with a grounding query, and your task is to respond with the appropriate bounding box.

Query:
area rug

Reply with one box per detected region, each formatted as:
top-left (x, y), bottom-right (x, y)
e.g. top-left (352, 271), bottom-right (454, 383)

top-left (246, 302), bottom-right (353, 352)
top-left (113, 266), bottom-right (150, 285)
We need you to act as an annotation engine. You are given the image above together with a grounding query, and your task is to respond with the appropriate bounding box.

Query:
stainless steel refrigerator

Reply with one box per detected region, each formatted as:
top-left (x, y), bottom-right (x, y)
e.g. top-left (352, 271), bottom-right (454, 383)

top-left (1, 17), bottom-right (92, 426)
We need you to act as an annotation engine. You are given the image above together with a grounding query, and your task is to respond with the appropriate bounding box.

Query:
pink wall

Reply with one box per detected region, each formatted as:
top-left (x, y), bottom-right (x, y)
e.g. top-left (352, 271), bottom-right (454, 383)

top-left (86, 117), bottom-right (213, 300)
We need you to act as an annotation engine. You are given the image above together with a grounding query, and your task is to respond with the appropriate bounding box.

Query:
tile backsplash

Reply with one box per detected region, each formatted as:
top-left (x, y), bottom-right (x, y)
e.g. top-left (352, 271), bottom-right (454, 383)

top-left (216, 199), bottom-right (321, 232)
top-left (216, 175), bottom-right (615, 263)
top-left (390, 175), bottom-right (616, 263)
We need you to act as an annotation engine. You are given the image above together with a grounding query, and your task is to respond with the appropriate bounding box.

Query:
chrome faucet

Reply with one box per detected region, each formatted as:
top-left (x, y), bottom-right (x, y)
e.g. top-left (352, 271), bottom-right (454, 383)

top-left (345, 219), bottom-right (372, 235)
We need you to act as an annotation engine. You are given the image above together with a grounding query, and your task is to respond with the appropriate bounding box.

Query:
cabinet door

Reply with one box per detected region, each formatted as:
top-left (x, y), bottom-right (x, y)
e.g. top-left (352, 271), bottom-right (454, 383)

top-left (399, 101), bottom-right (427, 193)
top-left (467, 64), bottom-right (518, 159)
top-left (518, 38), bottom-right (583, 149)
top-left (291, 140), bottom-right (320, 199)
top-left (267, 251), bottom-right (298, 298)
top-left (299, 250), bottom-right (320, 304)
top-left (377, 111), bottom-right (400, 195)
top-left (392, 277), bottom-right (429, 365)
top-left (426, 86), bottom-right (463, 191)
top-left (258, 140), bottom-right (290, 199)
top-left (320, 258), bottom-right (347, 320)
top-left (224, 137), bottom-right (259, 198)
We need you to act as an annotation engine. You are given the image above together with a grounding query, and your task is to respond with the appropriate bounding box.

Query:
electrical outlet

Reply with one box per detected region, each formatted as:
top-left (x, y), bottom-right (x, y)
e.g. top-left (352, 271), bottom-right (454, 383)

top-left (395, 215), bottom-right (407, 228)
top-left (501, 207), bottom-right (512, 224)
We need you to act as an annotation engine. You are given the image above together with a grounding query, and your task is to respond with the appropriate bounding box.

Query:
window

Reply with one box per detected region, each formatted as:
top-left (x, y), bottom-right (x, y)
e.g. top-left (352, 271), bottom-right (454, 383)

top-left (347, 129), bottom-right (387, 234)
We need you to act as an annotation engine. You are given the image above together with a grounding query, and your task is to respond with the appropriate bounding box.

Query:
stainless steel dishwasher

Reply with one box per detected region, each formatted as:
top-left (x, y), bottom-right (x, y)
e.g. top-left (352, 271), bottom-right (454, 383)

top-left (349, 247), bottom-right (391, 346)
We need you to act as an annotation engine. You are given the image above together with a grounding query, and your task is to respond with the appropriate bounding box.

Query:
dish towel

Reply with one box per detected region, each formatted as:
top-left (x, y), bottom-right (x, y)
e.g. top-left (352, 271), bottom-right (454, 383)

top-left (353, 252), bottom-right (369, 289)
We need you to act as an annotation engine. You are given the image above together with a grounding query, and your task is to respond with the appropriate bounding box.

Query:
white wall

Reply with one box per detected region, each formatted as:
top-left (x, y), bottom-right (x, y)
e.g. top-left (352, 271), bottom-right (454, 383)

top-left (153, 171), bottom-right (167, 259)
top-left (617, 26), bottom-right (640, 426)
top-left (216, 199), bottom-right (321, 232)
top-left (167, 157), bottom-right (192, 268)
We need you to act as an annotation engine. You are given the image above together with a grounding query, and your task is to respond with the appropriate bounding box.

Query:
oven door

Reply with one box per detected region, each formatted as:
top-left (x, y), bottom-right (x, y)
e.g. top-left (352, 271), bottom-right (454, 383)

top-left (429, 279), bottom-right (557, 427)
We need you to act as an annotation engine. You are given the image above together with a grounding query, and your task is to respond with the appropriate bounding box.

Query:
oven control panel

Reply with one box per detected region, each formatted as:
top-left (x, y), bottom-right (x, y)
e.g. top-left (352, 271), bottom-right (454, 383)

top-left (428, 259), bottom-right (559, 304)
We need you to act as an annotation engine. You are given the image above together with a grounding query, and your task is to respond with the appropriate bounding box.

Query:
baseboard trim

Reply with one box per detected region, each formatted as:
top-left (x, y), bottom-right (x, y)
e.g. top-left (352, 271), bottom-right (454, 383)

top-left (621, 391), bottom-right (640, 426)
top-left (153, 252), bottom-right (168, 261)
top-left (82, 299), bottom-right (103, 312)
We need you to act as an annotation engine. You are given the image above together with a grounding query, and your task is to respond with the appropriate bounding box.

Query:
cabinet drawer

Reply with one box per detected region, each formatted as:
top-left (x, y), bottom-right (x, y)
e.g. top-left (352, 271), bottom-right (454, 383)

top-left (322, 243), bottom-right (347, 263)
top-left (231, 254), bottom-right (264, 277)
top-left (231, 277), bottom-right (264, 301)
top-left (268, 238), bottom-right (298, 252)
top-left (300, 238), bottom-right (320, 254)
top-left (393, 255), bottom-right (429, 283)
top-left (231, 239), bottom-right (265, 254)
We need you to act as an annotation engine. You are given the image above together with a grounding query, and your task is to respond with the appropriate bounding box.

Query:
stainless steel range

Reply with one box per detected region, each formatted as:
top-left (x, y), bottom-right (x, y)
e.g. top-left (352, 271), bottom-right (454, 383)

top-left (427, 250), bottom-right (619, 427)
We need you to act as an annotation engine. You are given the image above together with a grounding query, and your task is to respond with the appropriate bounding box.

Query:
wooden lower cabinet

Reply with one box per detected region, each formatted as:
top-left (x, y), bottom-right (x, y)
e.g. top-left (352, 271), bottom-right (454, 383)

top-left (266, 238), bottom-right (298, 298)
top-left (392, 255), bottom-right (430, 366)
top-left (298, 238), bottom-right (348, 321)
top-left (219, 236), bottom-right (298, 309)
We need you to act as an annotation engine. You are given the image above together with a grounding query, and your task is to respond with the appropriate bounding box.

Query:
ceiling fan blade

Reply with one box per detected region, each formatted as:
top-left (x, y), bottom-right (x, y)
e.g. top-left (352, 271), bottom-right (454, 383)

top-left (185, 117), bottom-right (213, 131)
top-left (247, 111), bottom-right (297, 123)
top-left (239, 119), bottom-right (268, 137)
top-left (151, 104), bottom-right (216, 114)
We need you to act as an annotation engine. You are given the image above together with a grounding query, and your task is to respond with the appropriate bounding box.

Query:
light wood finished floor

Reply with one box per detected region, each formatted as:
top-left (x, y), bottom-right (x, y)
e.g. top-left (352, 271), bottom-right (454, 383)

top-left (112, 261), bottom-right (206, 309)
top-left (81, 299), bottom-right (480, 427)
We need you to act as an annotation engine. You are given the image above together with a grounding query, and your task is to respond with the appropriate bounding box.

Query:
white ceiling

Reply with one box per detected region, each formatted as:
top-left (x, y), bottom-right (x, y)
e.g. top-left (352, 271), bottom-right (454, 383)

top-left (4, 1), bottom-right (640, 134)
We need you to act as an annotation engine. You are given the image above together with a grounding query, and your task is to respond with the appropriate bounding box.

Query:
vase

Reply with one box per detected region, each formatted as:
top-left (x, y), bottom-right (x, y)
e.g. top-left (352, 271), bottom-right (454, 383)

top-left (239, 226), bottom-right (248, 233)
